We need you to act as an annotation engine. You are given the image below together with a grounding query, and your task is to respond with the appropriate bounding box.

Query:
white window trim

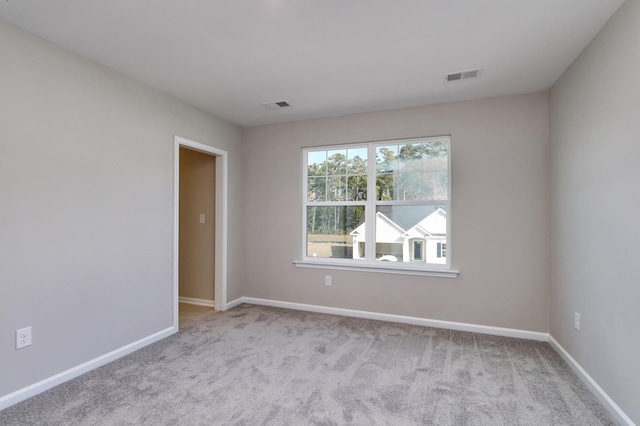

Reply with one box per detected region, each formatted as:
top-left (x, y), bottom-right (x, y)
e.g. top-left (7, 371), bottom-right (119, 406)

top-left (299, 136), bottom-right (457, 278)
top-left (293, 260), bottom-right (459, 278)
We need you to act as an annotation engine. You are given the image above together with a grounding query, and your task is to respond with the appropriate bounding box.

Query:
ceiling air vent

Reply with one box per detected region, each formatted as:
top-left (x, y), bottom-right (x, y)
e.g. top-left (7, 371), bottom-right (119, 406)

top-left (444, 68), bottom-right (483, 82)
top-left (262, 100), bottom-right (292, 110)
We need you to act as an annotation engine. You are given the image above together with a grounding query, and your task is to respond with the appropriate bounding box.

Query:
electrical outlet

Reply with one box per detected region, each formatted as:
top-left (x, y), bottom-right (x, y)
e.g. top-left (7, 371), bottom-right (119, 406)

top-left (574, 312), bottom-right (581, 331)
top-left (199, 213), bottom-right (205, 224)
top-left (16, 326), bottom-right (32, 349)
top-left (324, 275), bottom-right (332, 286)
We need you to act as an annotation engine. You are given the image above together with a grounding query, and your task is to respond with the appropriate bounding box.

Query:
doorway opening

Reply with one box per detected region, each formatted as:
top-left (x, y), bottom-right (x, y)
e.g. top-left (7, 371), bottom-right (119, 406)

top-left (173, 136), bottom-right (228, 331)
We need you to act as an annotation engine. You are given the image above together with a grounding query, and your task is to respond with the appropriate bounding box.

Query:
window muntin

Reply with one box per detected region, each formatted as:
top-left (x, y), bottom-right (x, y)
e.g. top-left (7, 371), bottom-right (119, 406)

top-left (303, 136), bottom-right (450, 269)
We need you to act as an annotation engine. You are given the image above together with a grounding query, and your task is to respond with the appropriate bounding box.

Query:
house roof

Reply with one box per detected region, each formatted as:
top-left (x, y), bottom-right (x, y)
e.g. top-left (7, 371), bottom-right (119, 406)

top-left (350, 208), bottom-right (446, 241)
top-left (402, 208), bottom-right (447, 238)
top-left (350, 212), bottom-right (405, 243)
top-left (376, 205), bottom-right (444, 232)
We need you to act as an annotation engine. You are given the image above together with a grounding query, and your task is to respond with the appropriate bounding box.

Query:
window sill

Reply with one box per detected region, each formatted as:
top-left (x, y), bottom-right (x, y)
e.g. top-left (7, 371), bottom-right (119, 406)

top-left (293, 260), bottom-right (459, 278)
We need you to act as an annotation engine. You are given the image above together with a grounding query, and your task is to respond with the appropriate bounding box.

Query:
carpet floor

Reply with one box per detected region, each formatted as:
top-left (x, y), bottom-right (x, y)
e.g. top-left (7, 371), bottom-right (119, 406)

top-left (0, 304), bottom-right (616, 425)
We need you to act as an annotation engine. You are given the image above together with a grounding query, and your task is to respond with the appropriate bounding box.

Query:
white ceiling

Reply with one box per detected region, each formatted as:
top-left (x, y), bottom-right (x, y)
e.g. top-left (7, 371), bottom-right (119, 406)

top-left (0, 0), bottom-right (624, 127)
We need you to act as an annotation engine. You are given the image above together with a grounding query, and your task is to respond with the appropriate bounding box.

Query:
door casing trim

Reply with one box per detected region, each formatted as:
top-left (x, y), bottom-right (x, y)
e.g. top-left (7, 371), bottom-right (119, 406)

top-left (173, 136), bottom-right (228, 331)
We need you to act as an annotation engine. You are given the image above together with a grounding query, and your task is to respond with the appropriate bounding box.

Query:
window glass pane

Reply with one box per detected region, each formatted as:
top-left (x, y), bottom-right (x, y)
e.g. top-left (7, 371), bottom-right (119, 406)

top-left (307, 151), bottom-right (327, 176)
top-left (327, 150), bottom-right (347, 175)
top-left (347, 148), bottom-right (368, 174)
top-left (376, 145), bottom-right (398, 172)
top-left (375, 139), bottom-right (448, 201)
top-left (423, 152), bottom-right (447, 172)
top-left (396, 172), bottom-right (422, 200)
top-left (328, 176), bottom-right (347, 201)
top-left (422, 170), bottom-right (448, 200)
top-left (306, 206), bottom-right (365, 259)
top-left (347, 175), bottom-right (367, 201)
top-left (398, 143), bottom-right (423, 172)
top-left (375, 205), bottom-right (447, 264)
top-left (436, 171), bottom-right (448, 200)
top-left (422, 139), bottom-right (448, 162)
top-left (307, 177), bottom-right (327, 202)
top-left (376, 173), bottom-right (395, 200)
top-left (423, 141), bottom-right (448, 200)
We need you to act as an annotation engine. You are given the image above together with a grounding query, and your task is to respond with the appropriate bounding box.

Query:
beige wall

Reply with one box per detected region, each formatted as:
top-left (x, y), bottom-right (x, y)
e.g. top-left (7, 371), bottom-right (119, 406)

top-left (179, 148), bottom-right (216, 301)
top-left (243, 92), bottom-right (550, 332)
top-left (549, 0), bottom-right (640, 423)
top-left (0, 21), bottom-right (244, 397)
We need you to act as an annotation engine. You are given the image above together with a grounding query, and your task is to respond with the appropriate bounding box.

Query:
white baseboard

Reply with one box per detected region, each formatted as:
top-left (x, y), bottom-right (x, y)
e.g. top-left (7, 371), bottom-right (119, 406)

top-left (179, 296), bottom-right (215, 307)
top-left (0, 327), bottom-right (175, 411)
top-left (225, 297), bottom-right (244, 310)
top-left (241, 297), bottom-right (549, 341)
top-left (549, 335), bottom-right (635, 426)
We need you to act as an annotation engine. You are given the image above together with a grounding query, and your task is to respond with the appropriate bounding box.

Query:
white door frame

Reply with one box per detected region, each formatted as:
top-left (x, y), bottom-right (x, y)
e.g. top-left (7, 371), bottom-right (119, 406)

top-left (173, 135), bottom-right (228, 331)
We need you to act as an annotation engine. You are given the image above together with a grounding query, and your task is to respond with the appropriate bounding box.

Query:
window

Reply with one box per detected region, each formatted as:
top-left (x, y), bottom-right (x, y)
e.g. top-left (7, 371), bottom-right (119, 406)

top-left (302, 136), bottom-right (451, 272)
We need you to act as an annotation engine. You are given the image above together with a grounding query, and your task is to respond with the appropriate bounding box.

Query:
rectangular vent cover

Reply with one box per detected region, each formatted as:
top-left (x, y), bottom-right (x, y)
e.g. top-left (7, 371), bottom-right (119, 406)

top-left (444, 68), bottom-right (483, 82)
top-left (262, 100), bottom-right (292, 110)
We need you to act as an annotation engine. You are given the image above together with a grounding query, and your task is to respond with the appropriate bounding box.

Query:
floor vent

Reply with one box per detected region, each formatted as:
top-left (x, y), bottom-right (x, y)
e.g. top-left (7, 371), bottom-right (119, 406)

top-left (444, 68), bottom-right (483, 82)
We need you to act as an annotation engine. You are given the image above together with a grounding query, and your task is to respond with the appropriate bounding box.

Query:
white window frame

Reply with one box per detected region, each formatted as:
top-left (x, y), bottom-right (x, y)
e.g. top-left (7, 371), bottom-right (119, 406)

top-left (295, 136), bottom-right (458, 278)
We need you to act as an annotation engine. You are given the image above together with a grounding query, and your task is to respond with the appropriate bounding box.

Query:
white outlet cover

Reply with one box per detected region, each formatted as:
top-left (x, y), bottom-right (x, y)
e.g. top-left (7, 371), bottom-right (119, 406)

top-left (16, 326), bottom-right (32, 349)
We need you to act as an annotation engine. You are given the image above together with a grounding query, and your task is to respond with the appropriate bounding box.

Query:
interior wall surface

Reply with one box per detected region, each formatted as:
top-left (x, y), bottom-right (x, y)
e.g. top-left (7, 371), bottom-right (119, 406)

top-left (243, 92), bottom-right (550, 332)
top-left (549, 0), bottom-right (640, 422)
top-left (0, 21), bottom-right (244, 397)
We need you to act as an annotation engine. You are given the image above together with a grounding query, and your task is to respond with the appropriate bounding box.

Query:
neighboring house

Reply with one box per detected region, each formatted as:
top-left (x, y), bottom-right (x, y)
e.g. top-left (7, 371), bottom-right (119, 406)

top-left (350, 212), bottom-right (405, 260)
top-left (401, 208), bottom-right (447, 264)
top-left (350, 209), bottom-right (446, 264)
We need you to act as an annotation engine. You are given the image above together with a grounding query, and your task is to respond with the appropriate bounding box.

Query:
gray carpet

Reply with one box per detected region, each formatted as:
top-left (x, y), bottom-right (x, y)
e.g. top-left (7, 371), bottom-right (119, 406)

top-left (0, 304), bottom-right (616, 425)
